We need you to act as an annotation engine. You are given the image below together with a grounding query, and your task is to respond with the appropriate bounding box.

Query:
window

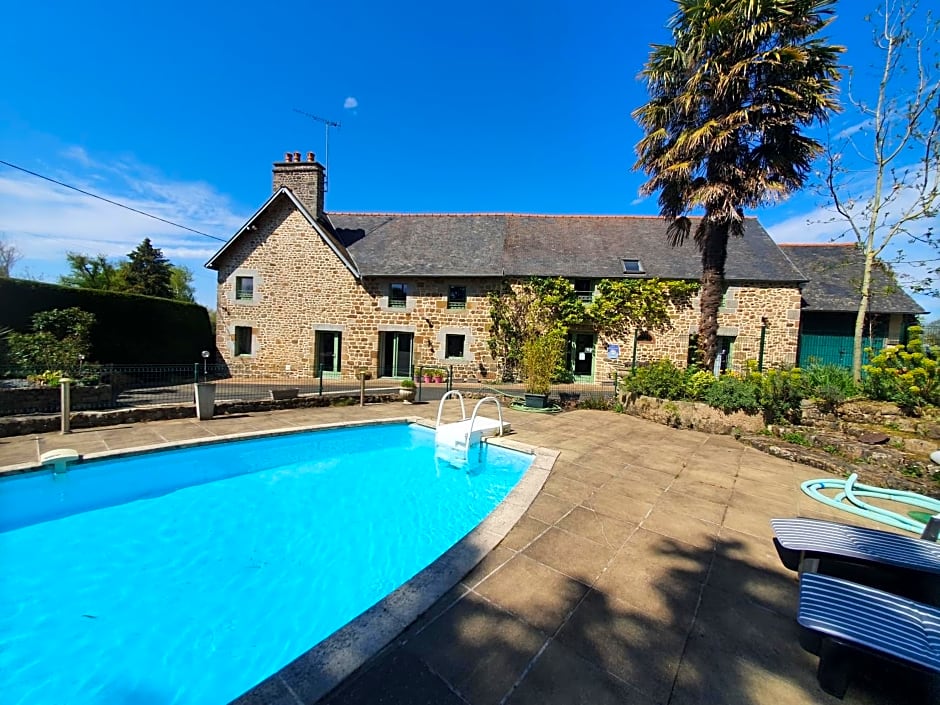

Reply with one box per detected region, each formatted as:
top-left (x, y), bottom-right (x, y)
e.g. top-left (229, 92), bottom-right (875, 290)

top-left (622, 259), bottom-right (645, 275)
top-left (234, 326), bottom-right (253, 356)
top-left (389, 283), bottom-right (408, 308)
top-left (235, 276), bottom-right (254, 301)
top-left (572, 278), bottom-right (593, 302)
top-left (445, 334), bottom-right (465, 359)
top-left (448, 285), bottom-right (467, 309)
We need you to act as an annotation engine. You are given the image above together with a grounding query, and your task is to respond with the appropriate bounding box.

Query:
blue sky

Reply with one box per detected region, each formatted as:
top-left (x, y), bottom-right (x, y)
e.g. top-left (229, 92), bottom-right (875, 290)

top-left (1, 0), bottom-right (936, 313)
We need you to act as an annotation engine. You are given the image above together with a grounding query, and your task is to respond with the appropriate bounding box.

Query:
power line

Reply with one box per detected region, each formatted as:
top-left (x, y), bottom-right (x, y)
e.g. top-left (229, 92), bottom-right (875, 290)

top-left (0, 159), bottom-right (227, 242)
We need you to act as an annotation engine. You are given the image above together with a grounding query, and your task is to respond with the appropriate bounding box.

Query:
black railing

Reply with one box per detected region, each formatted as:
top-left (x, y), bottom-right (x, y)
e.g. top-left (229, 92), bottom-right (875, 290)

top-left (0, 364), bottom-right (622, 416)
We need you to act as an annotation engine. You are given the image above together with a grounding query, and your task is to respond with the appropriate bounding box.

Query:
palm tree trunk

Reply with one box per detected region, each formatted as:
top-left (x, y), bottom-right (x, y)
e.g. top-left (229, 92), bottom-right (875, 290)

top-left (698, 221), bottom-right (730, 371)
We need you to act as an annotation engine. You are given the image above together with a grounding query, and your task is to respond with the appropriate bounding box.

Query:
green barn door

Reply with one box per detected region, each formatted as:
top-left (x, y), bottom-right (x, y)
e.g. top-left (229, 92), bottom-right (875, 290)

top-left (380, 332), bottom-right (413, 378)
top-left (798, 333), bottom-right (884, 369)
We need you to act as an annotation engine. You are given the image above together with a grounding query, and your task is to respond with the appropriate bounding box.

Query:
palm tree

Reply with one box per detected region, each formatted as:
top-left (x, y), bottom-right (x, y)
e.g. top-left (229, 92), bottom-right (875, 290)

top-left (633, 0), bottom-right (842, 369)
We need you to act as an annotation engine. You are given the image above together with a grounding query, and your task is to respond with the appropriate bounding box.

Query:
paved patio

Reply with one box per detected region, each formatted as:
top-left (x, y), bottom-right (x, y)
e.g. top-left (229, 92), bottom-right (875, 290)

top-left (0, 403), bottom-right (931, 704)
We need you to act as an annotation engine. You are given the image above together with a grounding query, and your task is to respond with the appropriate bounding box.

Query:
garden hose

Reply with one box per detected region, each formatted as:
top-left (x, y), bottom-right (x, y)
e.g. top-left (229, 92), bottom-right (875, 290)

top-left (801, 473), bottom-right (940, 534)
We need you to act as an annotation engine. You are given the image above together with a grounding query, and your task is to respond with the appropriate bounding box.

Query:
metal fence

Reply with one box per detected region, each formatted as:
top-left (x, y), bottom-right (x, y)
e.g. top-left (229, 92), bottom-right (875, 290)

top-left (0, 363), bottom-right (622, 416)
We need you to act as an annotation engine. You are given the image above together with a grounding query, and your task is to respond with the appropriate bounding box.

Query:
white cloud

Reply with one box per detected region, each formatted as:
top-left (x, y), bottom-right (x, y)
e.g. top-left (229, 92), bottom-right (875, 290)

top-left (630, 196), bottom-right (647, 207)
top-left (343, 96), bottom-right (358, 109)
top-left (0, 148), bottom-right (249, 305)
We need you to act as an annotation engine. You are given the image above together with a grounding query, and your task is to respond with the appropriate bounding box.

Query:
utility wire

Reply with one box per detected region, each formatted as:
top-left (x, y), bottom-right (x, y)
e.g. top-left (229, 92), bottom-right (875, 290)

top-left (0, 159), bottom-right (227, 242)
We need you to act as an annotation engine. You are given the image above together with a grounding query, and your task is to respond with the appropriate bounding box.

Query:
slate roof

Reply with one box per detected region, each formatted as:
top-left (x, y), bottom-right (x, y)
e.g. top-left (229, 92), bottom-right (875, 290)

top-left (778, 244), bottom-right (925, 314)
top-left (328, 213), bottom-right (805, 282)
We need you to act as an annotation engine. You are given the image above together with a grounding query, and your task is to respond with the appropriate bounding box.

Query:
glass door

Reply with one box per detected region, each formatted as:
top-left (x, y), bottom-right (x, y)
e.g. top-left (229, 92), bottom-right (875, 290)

top-left (568, 332), bottom-right (595, 381)
top-left (315, 331), bottom-right (342, 376)
top-left (380, 332), bottom-right (414, 378)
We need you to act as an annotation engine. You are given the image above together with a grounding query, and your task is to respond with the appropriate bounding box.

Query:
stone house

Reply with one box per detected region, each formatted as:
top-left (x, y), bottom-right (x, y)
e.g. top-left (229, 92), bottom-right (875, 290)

top-left (778, 244), bottom-right (925, 368)
top-left (206, 152), bottom-right (808, 381)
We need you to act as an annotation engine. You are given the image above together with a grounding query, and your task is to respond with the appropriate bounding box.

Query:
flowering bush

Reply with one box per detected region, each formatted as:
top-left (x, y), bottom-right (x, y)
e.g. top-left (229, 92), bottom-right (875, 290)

top-left (862, 327), bottom-right (940, 412)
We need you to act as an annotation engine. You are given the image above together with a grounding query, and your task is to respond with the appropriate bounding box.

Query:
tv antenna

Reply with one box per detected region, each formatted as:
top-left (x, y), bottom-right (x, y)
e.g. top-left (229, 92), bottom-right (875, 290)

top-left (293, 108), bottom-right (341, 191)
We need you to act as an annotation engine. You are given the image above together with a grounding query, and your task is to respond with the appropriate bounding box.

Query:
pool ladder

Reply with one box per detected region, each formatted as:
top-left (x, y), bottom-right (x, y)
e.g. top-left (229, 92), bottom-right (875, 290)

top-left (434, 391), bottom-right (506, 454)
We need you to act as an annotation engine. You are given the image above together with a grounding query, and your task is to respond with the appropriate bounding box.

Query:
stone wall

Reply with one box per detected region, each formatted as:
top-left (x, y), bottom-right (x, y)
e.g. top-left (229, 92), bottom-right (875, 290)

top-left (596, 282), bottom-right (802, 378)
top-left (0, 385), bottom-right (113, 415)
top-left (214, 196), bottom-right (801, 381)
top-left (214, 197), bottom-right (504, 380)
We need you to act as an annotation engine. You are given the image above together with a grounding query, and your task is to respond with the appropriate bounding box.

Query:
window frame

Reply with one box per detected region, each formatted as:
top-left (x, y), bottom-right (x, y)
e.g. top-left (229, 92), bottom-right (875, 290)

top-left (621, 259), bottom-right (645, 275)
top-left (447, 285), bottom-right (467, 310)
top-left (444, 333), bottom-right (466, 359)
top-left (571, 278), bottom-right (594, 302)
top-left (389, 283), bottom-right (408, 308)
top-left (234, 326), bottom-right (253, 356)
top-left (235, 275), bottom-right (254, 302)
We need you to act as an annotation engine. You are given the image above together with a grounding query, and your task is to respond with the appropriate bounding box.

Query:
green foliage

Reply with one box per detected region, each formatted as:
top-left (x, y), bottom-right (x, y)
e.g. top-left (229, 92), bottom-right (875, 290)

top-left (801, 363), bottom-right (857, 411)
top-left (522, 330), bottom-right (565, 395)
top-left (169, 265), bottom-right (196, 303)
top-left (577, 395), bottom-right (615, 411)
top-left (588, 279), bottom-right (698, 340)
top-left (0, 277), bottom-right (213, 364)
top-left (781, 431), bottom-right (811, 447)
top-left (621, 359), bottom-right (688, 400)
top-left (122, 238), bottom-right (173, 298)
top-left (703, 374), bottom-right (760, 415)
top-left (60, 253), bottom-right (123, 290)
top-left (752, 367), bottom-right (804, 424)
top-left (685, 369), bottom-right (717, 400)
top-left (7, 308), bottom-right (95, 373)
top-left (399, 378), bottom-right (416, 389)
top-left (26, 370), bottom-right (64, 386)
top-left (633, 0), bottom-right (842, 368)
top-left (488, 278), bottom-right (584, 382)
top-left (862, 327), bottom-right (940, 412)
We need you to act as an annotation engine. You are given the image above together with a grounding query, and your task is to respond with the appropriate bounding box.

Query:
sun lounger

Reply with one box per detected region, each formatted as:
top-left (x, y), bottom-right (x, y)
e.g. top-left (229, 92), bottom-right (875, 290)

top-left (771, 517), bottom-right (940, 603)
top-left (797, 572), bottom-right (940, 697)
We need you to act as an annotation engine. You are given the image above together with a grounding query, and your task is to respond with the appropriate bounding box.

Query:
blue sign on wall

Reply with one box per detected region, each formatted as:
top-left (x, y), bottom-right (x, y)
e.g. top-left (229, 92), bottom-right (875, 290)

top-left (607, 344), bottom-right (620, 360)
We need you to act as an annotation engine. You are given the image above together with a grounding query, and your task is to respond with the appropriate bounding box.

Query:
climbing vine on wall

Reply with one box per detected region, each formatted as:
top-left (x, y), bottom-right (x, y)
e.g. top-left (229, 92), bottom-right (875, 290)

top-left (487, 277), bottom-right (699, 381)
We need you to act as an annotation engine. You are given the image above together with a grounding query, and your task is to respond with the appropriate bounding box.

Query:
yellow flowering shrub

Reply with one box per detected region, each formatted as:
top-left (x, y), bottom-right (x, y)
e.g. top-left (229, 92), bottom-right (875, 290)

top-left (862, 327), bottom-right (940, 412)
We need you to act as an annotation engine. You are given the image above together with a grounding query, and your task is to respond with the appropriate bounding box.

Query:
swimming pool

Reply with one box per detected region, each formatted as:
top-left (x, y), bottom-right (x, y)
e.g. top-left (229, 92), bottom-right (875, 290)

top-left (0, 422), bottom-right (536, 704)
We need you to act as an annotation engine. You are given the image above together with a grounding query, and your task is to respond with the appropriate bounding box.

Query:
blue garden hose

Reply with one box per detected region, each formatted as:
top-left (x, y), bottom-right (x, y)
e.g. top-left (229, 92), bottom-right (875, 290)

top-left (801, 473), bottom-right (940, 534)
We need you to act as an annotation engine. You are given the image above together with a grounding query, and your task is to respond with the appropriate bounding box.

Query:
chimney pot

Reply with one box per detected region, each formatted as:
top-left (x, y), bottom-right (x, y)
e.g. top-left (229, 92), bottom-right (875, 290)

top-left (307, 151), bottom-right (315, 163)
top-left (293, 151), bottom-right (301, 162)
top-left (284, 152), bottom-right (292, 162)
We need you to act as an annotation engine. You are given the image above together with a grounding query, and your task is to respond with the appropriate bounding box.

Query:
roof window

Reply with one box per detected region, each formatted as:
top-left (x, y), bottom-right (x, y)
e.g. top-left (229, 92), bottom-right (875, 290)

top-left (622, 259), bottom-right (645, 275)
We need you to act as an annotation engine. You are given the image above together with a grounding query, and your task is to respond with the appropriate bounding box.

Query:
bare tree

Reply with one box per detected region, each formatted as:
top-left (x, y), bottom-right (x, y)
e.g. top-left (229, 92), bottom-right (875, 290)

top-left (825, 1), bottom-right (940, 381)
top-left (0, 235), bottom-right (20, 277)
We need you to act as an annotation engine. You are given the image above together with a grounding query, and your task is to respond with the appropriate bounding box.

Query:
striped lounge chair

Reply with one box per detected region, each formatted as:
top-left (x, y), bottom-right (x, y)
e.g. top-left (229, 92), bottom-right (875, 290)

top-left (798, 572), bottom-right (940, 697)
top-left (771, 518), bottom-right (940, 604)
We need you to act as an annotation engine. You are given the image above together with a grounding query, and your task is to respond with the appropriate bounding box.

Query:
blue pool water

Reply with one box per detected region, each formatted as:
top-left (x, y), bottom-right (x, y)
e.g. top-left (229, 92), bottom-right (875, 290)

top-left (0, 423), bottom-right (532, 705)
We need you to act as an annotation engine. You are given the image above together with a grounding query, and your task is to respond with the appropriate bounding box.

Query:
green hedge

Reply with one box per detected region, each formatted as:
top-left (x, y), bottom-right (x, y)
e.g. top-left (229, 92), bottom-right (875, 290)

top-left (0, 278), bottom-right (214, 364)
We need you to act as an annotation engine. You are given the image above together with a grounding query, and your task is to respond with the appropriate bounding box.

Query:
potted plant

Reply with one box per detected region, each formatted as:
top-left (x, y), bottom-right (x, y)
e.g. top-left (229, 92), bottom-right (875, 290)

top-left (399, 377), bottom-right (417, 403)
top-left (522, 331), bottom-right (565, 408)
top-left (422, 368), bottom-right (434, 383)
top-left (432, 367), bottom-right (445, 383)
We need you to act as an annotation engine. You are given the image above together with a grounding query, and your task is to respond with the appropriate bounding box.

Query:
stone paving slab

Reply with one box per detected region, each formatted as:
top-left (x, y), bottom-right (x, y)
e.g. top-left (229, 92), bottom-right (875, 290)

top-left (0, 404), bottom-right (933, 704)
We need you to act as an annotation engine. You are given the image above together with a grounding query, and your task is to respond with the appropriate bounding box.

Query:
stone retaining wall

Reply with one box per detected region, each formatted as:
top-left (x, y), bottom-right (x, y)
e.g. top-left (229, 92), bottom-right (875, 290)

top-left (0, 392), bottom-right (397, 438)
top-left (620, 394), bottom-right (765, 435)
top-left (0, 385), bottom-right (113, 415)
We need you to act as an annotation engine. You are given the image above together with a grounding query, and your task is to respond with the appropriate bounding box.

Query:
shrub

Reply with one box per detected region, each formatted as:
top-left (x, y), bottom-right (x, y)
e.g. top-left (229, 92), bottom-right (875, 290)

top-left (862, 327), bottom-right (940, 413)
top-left (522, 330), bottom-right (565, 395)
top-left (7, 308), bottom-right (95, 373)
top-left (399, 378), bottom-right (416, 389)
top-left (802, 363), bottom-right (857, 411)
top-left (703, 374), bottom-right (761, 414)
top-left (754, 367), bottom-right (805, 423)
top-left (685, 369), bottom-right (717, 400)
top-left (621, 359), bottom-right (687, 400)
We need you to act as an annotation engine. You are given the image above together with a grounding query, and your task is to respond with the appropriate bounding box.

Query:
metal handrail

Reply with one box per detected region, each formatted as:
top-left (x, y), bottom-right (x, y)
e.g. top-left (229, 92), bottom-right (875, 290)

top-left (467, 396), bottom-right (504, 440)
top-left (435, 389), bottom-right (467, 429)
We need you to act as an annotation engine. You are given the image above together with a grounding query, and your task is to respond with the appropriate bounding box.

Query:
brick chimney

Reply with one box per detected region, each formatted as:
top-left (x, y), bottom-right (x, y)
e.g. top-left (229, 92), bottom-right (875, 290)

top-left (272, 150), bottom-right (325, 218)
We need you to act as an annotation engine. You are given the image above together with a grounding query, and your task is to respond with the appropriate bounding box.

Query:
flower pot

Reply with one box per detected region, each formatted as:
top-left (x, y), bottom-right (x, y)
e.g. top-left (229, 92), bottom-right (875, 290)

top-left (524, 393), bottom-right (550, 409)
top-left (433, 376), bottom-right (444, 384)
top-left (193, 382), bottom-right (216, 420)
top-left (399, 386), bottom-right (416, 403)
top-left (423, 375), bottom-right (433, 383)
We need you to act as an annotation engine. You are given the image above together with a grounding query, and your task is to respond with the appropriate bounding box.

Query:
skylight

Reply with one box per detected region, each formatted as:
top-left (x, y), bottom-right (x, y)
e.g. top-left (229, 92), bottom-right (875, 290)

top-left (622, 259), bottom-right (645, 275)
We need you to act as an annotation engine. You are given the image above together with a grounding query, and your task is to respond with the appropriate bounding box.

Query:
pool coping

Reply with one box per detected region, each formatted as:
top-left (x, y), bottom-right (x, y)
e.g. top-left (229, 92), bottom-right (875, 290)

top-left (0, 416), bottom-right (557, 705)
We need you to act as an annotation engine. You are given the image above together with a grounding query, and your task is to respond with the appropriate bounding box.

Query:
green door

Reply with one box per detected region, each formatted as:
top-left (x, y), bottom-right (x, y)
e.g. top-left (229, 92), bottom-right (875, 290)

top-left (315, 331), bottom-right (342, 376)
top-left (568, 333), bottom-right (595, 381)
top-left (798, 333), bottom-right (884, 369)
top-left (380, 332), bottom-right (413, 378)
